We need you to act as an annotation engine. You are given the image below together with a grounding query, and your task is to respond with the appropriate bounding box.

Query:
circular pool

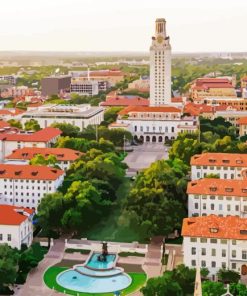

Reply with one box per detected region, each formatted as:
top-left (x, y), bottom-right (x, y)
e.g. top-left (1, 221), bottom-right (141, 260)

top-left (56, 269), bottom-right (132, 293)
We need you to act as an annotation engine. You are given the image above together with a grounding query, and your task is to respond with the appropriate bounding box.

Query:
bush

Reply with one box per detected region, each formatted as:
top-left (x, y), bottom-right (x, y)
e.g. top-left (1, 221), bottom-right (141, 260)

top-left (118, 252), bottom-right (145, 257)
top-left (65, 248), bottom-right (90, 255)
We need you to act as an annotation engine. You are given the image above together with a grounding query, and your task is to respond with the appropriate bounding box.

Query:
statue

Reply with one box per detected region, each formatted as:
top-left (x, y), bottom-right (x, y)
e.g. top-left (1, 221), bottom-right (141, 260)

top-left (97, 241), bottom-right (108, 262)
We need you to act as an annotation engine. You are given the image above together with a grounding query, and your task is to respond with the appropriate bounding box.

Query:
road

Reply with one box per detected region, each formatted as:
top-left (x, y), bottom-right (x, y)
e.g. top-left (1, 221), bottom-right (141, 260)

top-left (125, 143), bottom-right (169, 176)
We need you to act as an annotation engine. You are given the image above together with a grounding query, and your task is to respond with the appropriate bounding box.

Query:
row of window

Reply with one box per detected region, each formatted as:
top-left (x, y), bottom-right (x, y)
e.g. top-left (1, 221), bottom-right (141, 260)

top-left (193, 203), bottom-right (246, 212)
top-left (195, 166), bottom-right (241, 170)
top-left (190, 237), bottom-right (237, 244)
top-left (191, 260), bottom-right (235, 269)
top-left (134, 126), bottom-right (175, 133)
top-left (4, 198), bottom-right (41, 204)
top-left (3, 179), bottom-right (52, 183)
top-left (193, 195), bottom-right (247, 201)
top-left (0, 234), bottom-right (11, 241)
top-left (191, 247), bottom-right (247, 259)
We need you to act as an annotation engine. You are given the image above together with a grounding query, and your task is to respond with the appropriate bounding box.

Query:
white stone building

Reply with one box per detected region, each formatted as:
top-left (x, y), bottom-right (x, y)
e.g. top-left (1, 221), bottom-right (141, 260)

top-left (70, 79), bottom-right (99, 96)
top-left (182, 215), bottom-right (247, 277)
top-left (5, 147), bottom-right (82, 170)
top-left (0, 127), bottom-right (62, 162)
top-left (116, 106), bottom-right (198, 143)
top-left (187, 178), bottom-right (247, 218)
top-left (191, 153), bottom-right (247, 180)
top-left (0, 205), bottom-right (34, 250)
top-left (150, 18), bottom-right (171, 106)
top-left (0, 164), bottom-right (64, 210)
top-left (20, 104), bottom-right (104, 131)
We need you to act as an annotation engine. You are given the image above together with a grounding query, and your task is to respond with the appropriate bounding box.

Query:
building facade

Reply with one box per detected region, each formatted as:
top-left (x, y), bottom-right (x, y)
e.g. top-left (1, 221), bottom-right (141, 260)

top-left (20, 104), bottom-right (104, 131)
top-left (191, 153), bottom-right (247, 180)
top-left (150, 18), bottom-right (171, 106)
top-left (116, 106), bottom-right (198, 143)
top-left (0, 127), bottom-right (62, 162)
top-left (41, 76), bottom-right (71, 96)
top-left (70, 79), bottom-right (99, 96)
top-left (187, 178), bottom-right (247, 218)
top-left (0, 205), bottom-right (34, 250)
top-left (182, 215), bottom-right (247, 277)
top-left (0, 164), bottom-right (64, 210)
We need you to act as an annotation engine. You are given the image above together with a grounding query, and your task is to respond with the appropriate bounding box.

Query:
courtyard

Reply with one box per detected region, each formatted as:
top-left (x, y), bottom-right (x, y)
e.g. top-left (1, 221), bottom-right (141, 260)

top-left (124, 143), bottom-right (169, 177)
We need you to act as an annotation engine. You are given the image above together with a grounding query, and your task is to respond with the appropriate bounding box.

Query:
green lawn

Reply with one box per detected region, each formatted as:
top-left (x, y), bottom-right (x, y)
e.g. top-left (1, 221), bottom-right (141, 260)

top-left (43, 266), bottom-right (147, 296)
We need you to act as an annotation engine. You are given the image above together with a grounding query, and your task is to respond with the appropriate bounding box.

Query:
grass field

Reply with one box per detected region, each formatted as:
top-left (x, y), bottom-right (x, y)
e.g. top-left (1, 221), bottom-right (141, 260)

top-left (43, 266), bottom-right (147, 296)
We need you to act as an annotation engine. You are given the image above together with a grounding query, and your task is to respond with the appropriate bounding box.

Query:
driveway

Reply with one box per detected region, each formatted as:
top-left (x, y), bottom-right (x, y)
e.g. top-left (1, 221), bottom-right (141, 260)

top-left (125, 143), bottom-right (169, 176)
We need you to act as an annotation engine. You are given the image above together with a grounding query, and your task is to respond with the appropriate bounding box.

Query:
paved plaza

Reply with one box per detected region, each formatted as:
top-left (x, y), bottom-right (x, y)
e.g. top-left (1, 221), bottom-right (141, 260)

top-left (125, 143), bottom-right (169, 176)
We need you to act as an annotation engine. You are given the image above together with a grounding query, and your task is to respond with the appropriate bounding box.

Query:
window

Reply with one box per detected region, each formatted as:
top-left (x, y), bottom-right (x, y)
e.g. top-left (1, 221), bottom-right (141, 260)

top-left (210, 239), bottom-right (217, 244)
top-left (235, 205), bottom-right (239, 211)
top-left (191, 260), bottom-right (196, 266)
top-left (211, 261), bottom-right (216, 268)
top-left (232, 263), bottom-right (236, 269)
top-left (211, 204), bottom-right (215, 210)
top-left (232, 250), bottom-right (236, 258)
top-left (211, 249), bottom-right (216, 256)
top-left (222, 262), bottom-right (226, 269)
top-left (201, 260), bottom-right (206, 267)
top-left (203, 203), bottom-right (206, 210)
top-left (232, 240), bottom-right (236, 245)
top-left (0, 234), bottom-right (2, 241)
top-left (191, 247), bottom-right (196, 255)
top-left (194, 203), bottom-right (198, 209)
top-left (219, 204), bottom-right (223, 211)
top-left (7, 234), bottom-right (11, 241)
top-left (242, 251), bottom-right (247, 259)
top-left (221, 239), bottom-right (227, 244)
top-left (227, 205), bottom-right (231, 211)
top-left (222, 249), bottom-right (226, 257)
top-left (200, 238), bottom-right (207, 243)
top-left (201, 248), bottom-right (206, 256)
top-left (190, 238), bottom-right (197, 242)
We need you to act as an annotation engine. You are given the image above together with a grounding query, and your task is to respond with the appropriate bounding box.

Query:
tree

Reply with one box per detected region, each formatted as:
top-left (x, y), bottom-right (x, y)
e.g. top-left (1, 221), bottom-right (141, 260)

top-left (230, 283), bottom-right (247, 296)
top-left (0, 244), bottom-right (19, 293)
top-left (51, 122), bottom-right (80, 137)
top-left (121, 160), bottom-right (186, 239)
top-left (98, 126), bottom-right (132, 147)
top-left (37, 192), bottom-right (66, 246)
top-left (30, 154), bottom-right (59, 168)
top-left (202, 281), bottom-right (226, 296)
top-left (217, 268), bottom-right (240, 284)
top-left (102, 107), bottom-right (123, 126)
top-left (7, 119), bottom-right (22, 129)
top-left (141, 273), bottom-right (182, 296)
top-left (24, 119), bottom-right (41, 131)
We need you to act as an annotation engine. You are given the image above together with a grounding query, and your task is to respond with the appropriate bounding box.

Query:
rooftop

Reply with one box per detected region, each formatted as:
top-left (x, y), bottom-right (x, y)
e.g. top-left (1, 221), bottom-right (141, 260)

top-left (0, 205), bottom-right (34, 225)
top-left (101, 96), bottom-right (149, 107)
top-left (0, 164), bottom-right (64, 180)
top-left (6, 147), bottom-right (83, 161)
top-left (0, 127), bottom-right (62, 142)
top-left (187, 178), bottom-right (247, 197)
top-left (119, 105), bottom-right (181, 115)
top-left (191, 153), bottom-right (247, 167)
top-left (182, 215), bottom-right (247, 240)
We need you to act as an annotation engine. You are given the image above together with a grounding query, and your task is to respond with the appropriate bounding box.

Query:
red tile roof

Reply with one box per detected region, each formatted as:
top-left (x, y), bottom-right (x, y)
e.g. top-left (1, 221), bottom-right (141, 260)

top-left (187, 178), bottom-right (247, 197)
top-left (119, 105), bottom-right (181, 115)
top-left (101, 97), bottom-right (149, 107)
top-left (0, 205), bottom-right (34, 225)
top-left (6, 147), bottom-right (83, 161)
top-left (238, 117), bottom-right (247, 125)
top-left (0, 164), bottom-right (64, 180)
top-left (184, 103), bottom-right (229, 116)
top-left (182, 215), bottom-right (247, 240)
top-left (0, 121), bottom-right (10, 129)
top-left (0, 127), bottom-right (62, 142)
top-left (191, 78), bottom-right (234, 90)
top-left (191, 153), bottom-right (247, 167)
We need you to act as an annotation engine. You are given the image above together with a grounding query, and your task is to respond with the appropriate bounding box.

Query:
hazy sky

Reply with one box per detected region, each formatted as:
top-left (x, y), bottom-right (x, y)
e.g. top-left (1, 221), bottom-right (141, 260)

top-left (0, 0), bottom-right (246, 52)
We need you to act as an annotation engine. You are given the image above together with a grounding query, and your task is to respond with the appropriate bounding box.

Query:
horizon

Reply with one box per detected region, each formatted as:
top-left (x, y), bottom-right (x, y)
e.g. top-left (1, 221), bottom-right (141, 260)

top-left (0, 0), bottom-right (246, 52)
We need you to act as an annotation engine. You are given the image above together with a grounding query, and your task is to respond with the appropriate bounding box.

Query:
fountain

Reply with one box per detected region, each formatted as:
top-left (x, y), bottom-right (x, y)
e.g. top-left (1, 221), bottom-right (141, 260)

top-left (97, 241), bottom-right (108, 262)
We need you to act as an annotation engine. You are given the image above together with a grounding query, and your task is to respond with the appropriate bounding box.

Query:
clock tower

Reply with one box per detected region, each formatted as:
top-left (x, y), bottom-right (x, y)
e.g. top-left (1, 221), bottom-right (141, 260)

top-left (150, 18), bottom-right (172, 106)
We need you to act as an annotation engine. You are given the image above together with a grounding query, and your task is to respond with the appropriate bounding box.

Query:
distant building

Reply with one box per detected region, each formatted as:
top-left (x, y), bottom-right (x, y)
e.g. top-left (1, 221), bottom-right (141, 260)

top-left (190, 78), bottom-right (236, 100)
top-left (0, 75), bottom-right (16, 85)
top-left (0, 164), bottom-right (64, 210)
top-left (69, 70), bottom-right (125, 87)
top-left (70, 79), bottom-right (99, 96)
top-left (5, 147), bottom-right (83, 170)
top-left (115, 106), bottom-right (197, 143)
top-left (182, 215), bottom-right (247, 277)
top-left (128, 77), bottom-right (150, 93)
top-left (0, 205), bottom-right (34, 249)
top-left (238, 117), bottom-right (247, 137)
top-left (20, 104), bottom-right (104, 131)
top-left (150, 18), bottom-right (172, 106)
top-left (187, 178), bottom-right (247, 218)
top-left (41, 75), bottom-right (71, 96)
top-left (190, 153), bottom-right (247, 181)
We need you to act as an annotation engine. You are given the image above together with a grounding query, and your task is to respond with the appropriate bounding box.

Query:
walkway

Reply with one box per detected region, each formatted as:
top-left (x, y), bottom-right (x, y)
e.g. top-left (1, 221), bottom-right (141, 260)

top-left (143, 237), bottom-right (163, 279)
top-left (165, 244), bottom-right (183, 271)
top-left (15, 239), bottom-right (65, 296)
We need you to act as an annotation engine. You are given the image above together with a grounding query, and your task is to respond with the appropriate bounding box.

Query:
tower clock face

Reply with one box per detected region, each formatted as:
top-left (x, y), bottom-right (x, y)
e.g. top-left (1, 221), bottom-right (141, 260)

top-left (157, 36), bottom-right (164, 43)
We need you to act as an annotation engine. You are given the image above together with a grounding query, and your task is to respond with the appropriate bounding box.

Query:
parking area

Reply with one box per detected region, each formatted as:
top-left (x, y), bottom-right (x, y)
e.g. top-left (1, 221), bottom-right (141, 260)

top-left (125, 143), bottom-right (169, 176)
